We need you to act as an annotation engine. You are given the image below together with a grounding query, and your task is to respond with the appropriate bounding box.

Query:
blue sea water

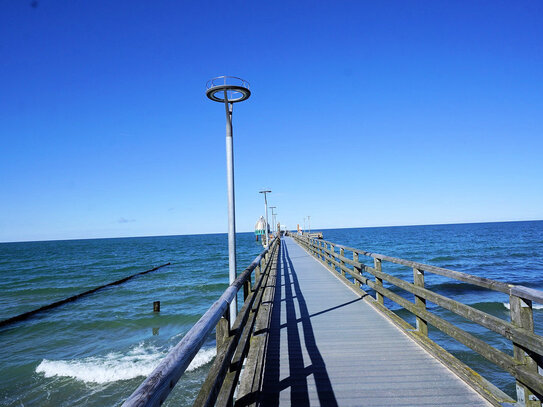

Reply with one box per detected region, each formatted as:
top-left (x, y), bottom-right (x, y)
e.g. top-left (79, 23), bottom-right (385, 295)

top-left (0, 221), bottom-right (542, 406)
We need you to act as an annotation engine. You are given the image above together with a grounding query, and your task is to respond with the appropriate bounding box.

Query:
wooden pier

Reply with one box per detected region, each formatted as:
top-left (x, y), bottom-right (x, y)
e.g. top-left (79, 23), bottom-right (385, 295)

top-left (256, 237), bottom-right (490, 406)
top-left (124, 234), bottom-right (543, 407)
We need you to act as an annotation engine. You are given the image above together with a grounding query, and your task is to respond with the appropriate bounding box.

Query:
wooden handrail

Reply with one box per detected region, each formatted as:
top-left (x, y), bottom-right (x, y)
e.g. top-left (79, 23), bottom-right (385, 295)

top-left (313, 245), bottom-right (543, 356)
top-left (293, 234), bottom-right (543, 403)
top-left (308, 236), bottom-right (535, 298)
top-left (194, 238), bottom-right (280, 406)
top-left (122, 237), bottom-right (279, 407)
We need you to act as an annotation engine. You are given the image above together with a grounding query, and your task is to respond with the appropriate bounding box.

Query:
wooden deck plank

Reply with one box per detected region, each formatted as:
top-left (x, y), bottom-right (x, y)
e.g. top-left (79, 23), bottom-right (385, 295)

top-left (259, 237), bottom-right (492, 406)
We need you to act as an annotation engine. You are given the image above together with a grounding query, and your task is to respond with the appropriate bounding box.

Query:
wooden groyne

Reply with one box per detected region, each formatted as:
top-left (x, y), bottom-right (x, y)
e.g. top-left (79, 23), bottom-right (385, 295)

top-left (123, 233), bottom-right (543, 406)
top-left (0, 262), bottom-right (170, 329)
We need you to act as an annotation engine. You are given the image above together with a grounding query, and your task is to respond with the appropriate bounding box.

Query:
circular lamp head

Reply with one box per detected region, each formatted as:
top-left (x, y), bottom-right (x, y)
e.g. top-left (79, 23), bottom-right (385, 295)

top-left (206, 76), bottom-right (251, 103)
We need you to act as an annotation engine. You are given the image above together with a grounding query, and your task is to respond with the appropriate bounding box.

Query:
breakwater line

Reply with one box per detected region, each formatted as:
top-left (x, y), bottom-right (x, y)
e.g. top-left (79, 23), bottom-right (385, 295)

top-left (0, 262), bottom-right (170, 329)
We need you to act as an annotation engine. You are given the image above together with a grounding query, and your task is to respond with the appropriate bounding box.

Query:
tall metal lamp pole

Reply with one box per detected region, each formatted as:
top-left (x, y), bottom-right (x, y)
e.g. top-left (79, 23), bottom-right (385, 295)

top-left (270, 206), bottom-right (276, 235)
top-left (259, 190), bottom-right (271, 247)
top-left (206, 76), bottom-right (251, 325)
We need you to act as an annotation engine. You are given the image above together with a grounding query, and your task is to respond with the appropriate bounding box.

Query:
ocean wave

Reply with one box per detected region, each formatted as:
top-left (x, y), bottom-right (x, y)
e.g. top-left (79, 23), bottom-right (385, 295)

top-left (428, 281), bottom-right (491, 294)
top-left (35, 343), bottom-right (216, 384)
top-left (502, 302), bottom-right (543, 310)
top-left (428, 256), bottom-right (459, 262)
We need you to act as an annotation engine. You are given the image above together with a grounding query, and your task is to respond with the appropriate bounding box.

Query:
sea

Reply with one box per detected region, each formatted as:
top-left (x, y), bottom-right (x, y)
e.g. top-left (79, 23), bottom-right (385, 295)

top-left (0, 220), bottom-right (542, 406)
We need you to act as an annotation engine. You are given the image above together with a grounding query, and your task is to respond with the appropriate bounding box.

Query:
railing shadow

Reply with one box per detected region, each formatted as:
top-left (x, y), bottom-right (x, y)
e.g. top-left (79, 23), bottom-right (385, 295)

top-left (261, 240), bottom-right (338, 406)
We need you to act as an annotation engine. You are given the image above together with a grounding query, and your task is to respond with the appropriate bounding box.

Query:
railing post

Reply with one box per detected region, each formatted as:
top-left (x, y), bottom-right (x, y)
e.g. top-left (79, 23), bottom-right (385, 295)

top-left (353, 251), bottom-right (361, 288)
top-left (340, 247), bottom-right (345, 277)
top-left (318, 241), bottom-right (324, 260)
top-left (413, 267), bottom-right (428, 336)
top-left (322, 241), bottom-right (326, 261)
top-left (255, 264), bottom-right (261, 284)
top-left (329, 244), bottom-right (335, 270)
top-left (510, 294), bottom-right (542, 407)
top-left (243, 279), bottom-right (252, 301)
top-left (216, 310), bottom-right (230, 351)
top-left (374, 258), bottom-right (384, 305)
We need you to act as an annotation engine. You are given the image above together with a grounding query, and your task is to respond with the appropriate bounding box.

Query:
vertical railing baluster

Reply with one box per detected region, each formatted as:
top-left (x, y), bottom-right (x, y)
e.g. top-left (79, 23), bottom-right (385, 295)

top-left (216, 310), bottom-right (230, 352)
top-left (413, 267), bottom-right (428, 336)
top-left (374, 258), bottom-right (384, 305)
top-left (255, 263), bottom-right (261, 285)
top-left (243, 279), bottom-right (251, 301)
top-left (321, 241), bottom-right (326, 261)
top-left (340, 247), bottom-right (345, 277)
top-left (330, 244), bottom-right (335, 270)
top-left (319, 241), bottom-right (324, 260)
top-left (510, 294), bottom-right (541, 406)
top-left (353, 251), bottom-right (361, 288)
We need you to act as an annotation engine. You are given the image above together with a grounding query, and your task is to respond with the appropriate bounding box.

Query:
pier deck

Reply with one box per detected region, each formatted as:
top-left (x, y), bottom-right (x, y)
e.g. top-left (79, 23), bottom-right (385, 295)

top-left (261, 237), bottom-right (491, 406)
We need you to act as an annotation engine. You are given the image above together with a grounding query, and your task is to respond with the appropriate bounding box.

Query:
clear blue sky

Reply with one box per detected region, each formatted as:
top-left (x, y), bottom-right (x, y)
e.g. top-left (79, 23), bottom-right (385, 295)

top-left (1, 1), bottom-right (542, 242)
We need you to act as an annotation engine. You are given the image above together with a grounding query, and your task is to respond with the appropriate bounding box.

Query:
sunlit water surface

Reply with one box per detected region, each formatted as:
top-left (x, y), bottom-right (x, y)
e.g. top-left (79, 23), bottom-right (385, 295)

top-left (0, 221), bottom-right (541, 405)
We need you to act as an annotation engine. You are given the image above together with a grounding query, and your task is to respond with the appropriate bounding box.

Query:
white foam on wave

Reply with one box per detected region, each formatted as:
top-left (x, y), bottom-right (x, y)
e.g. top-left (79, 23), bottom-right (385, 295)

top-left (36, 343), bottom-right (216, 384)
top-left (503, 302), bottom-right (543, 310)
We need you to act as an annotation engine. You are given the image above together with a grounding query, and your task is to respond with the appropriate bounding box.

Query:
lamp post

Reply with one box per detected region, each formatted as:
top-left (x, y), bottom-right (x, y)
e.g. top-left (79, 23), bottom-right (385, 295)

top-left (270, 206), bottom-right (276, 235)
top-left (259, 190), bottom-right (271, 247)
top-left (307, 215), bottom-right (311, 234)
top-left (206, 76), bottom-right (251, 325)
top-left (303, 217), bottom-right (306, 235)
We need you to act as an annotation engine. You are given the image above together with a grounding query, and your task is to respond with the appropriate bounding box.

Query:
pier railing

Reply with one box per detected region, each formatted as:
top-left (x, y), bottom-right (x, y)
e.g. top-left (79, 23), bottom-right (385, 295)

top-left (123, 236), bottom-right (280, 407)
top-left (292, 233), bottom-right (543, 406)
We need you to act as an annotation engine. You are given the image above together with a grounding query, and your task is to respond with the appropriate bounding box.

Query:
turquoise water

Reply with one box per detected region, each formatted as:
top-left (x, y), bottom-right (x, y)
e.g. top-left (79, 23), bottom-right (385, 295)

top-left (0, 221), bottom-right (542, 405)
top-left (0, 233), bottom-right (264, 406)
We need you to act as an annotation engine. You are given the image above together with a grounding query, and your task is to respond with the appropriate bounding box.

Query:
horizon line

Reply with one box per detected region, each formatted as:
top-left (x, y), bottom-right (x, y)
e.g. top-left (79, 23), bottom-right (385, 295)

top-left (1, 218), bottom-right (541, 244)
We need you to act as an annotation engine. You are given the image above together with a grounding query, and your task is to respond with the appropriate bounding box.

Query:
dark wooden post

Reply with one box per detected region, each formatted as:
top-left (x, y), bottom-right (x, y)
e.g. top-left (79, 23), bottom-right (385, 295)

top-left (153, 301), bottom-right (161, 312)
top-left (340, 247), bottom-right (345, 277)
top-left (374, 258), bottom-right (384, 305)
top-left (413, 267), bottom-right (428, 336)
top-left (510, 294), bottom-right (541, 407)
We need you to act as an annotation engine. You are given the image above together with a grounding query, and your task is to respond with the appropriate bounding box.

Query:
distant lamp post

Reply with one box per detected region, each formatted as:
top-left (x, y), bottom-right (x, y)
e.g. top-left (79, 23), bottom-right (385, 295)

top-left (259, 190), bottom-right (271, 246)
top-left (206, 76), bottom-right (251, 324)
top-left (307, 215), bottom-right (311, 234)
top-left (270, 206), bottom-right (276, 235)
